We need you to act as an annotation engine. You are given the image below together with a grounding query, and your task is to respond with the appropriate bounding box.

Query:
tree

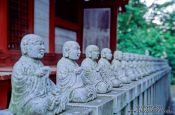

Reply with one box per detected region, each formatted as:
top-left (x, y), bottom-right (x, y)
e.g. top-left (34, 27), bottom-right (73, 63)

top-left (117, 0), bottom-right (175, 83)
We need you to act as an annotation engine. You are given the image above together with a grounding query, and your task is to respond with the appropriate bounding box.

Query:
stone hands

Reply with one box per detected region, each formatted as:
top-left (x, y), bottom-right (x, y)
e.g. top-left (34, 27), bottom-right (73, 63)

top-left (57, 41), bottom-right (97, 103)
top-left (35, 66), bottom-right (51, 77)
top-left (75, 67), bottom-right (83, 75)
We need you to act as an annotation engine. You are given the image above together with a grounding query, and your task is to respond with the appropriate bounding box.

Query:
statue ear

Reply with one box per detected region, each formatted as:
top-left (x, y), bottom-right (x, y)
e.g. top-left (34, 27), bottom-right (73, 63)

top-left (63, 47), bottom-right (69, 57)
top-left (21, 44), bottom-right (28, 55)
top-left (88, 51), bottom-right (92, 58)
top-left (65, 52), bottom-right (69, 57)
top-left (101, 53), bottom-right (105, 58)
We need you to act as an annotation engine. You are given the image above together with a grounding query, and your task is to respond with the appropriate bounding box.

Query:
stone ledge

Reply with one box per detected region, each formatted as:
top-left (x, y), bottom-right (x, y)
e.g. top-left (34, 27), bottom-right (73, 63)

top-left (68, 96), bottom-right (113, 115)
top-left (60, 107), bottom-right (93, 115)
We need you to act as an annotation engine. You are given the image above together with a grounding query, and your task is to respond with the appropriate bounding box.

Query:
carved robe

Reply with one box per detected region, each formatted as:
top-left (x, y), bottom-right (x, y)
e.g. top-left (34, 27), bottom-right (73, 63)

top-left (57, 57), bottom-right (96, 103)
top-left (81, 58), bottom-right (112, 93)
top-left (9, 56), bottom-right (64, 115)
top-left (99, 58), bottom-right (121, 87)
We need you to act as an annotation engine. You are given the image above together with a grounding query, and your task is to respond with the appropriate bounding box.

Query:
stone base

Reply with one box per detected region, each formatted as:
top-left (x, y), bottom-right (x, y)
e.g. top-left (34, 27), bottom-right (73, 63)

top-left (97, 90), bottom-right (126, 114)
top-left (60, 107), bottom-right (92, 115)
top-left (0, 110), bottom-right (13, 115)
top-left (68, 96), bottom-right (113, 115)
top-left (113, 83), bottom-right (137, 102)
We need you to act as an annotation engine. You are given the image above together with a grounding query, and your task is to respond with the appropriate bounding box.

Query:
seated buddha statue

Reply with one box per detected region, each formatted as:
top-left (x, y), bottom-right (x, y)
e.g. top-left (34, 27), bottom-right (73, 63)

top-left (98, 48), bottom-right (122, 88)
top-left (111, 51), bottom-right (131, 84)
top-left (57, 41), bottom-right (96, 103)
top-left (9, 34), bottom-right (67, 115)
top-left (81, 45), bottom-right (112, 94)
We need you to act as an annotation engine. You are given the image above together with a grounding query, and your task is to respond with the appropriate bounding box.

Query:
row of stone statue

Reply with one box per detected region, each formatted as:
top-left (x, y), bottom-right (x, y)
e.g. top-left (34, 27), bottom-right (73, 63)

top-left (8, 34), bottom-right (169, 115)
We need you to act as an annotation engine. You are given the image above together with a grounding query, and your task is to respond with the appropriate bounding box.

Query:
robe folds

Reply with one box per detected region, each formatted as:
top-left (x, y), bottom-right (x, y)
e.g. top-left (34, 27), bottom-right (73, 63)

top-left (9, 56), bottom-right (60, 115)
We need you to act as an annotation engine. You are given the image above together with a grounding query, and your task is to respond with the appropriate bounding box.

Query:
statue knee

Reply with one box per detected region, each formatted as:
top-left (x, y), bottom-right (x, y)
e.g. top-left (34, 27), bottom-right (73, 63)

top-left (112, 79), bottom-right (121, 87)
top-left (26, 99), bottom-right (48, 115)
top-left (96, 82), bottom-right (108, 93)
top-left (71, 88), bottom-right (88, 102)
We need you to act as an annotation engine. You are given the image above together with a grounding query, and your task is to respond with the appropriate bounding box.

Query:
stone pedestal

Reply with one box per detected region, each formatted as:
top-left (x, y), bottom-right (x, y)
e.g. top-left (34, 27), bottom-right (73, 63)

top-left (60, 107), bottom-right (93, 115)
top-left (68, 96), bottom-right (113, 115)
top-left (114, 82), bottom-right (137, 103)
top-left (97, 90), bottom-right (126, 114)
top-left (0, 110), bottom-right (13, 115)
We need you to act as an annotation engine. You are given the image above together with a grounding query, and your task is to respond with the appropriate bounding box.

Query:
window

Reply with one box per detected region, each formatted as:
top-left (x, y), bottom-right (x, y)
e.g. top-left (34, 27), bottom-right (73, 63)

top-left (83, 8), bottom-right (111, 52)
top-left (8, 0), bottom-right (29, 50)
top-left (55, 27), bottom-right (77, 53)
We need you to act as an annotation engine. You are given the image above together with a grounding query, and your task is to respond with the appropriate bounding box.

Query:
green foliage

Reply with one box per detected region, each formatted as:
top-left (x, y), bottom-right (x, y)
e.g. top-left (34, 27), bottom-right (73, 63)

top-left (117, 0), bottom-right (175, 83)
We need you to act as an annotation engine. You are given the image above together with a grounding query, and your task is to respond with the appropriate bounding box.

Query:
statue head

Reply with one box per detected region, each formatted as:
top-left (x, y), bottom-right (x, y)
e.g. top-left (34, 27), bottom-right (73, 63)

top-left (101, 48), bottom-right (112, 60)
top-left (62, 41), bottom-right (81, 60)
top-left (85, 45), bottom-right (99, 60)
top-left (113, 50), bottom-right (122, 60)
top-left (20, 34), bottom-right (45, 59)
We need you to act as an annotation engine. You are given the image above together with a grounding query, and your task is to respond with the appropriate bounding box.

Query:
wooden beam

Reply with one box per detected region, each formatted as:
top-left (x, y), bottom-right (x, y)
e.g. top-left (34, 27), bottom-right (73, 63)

top-left (49, 0), bottom-right (56, 53)
top-left (110, 6), bottom-right (117, 52)
top-left (28, 0), bottom-right (34, 33)
top-left (76, 0), bottom-right (83, 51)
top-left (0, 0), bottom-right (8, 52)
top-left (55, 17), bottom-right (80, 32)
top-left (83, 0), bottom-right (129, 8)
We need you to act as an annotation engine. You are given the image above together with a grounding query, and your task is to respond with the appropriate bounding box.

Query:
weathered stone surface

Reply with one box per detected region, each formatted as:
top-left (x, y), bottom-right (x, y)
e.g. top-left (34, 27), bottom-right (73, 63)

top-left (111, 51), bottom-right (131, 84)
top-left (98, 90), bottom-right (126, 113)
top-left (81, 45), bottom-right (112, 94)
top-left (9, 34), bottom-right (67, 115)
top-left (57, 41), bottom-right (97, 103)
top-left (0, 110), bottom-right (13, 115)
top-left (60, 107), bottom-right (93, 115)
top-left (99, 48), bottom-right (122, 88)
top-left (68, 96), bottom-right (113, 115)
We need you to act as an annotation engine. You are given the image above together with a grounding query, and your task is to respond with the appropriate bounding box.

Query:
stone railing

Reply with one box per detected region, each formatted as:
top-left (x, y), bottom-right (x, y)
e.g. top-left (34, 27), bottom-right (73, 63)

top-left (62, 53), bottom-right (172, 115)
top-left (0, 53), bottom-right (171, 115)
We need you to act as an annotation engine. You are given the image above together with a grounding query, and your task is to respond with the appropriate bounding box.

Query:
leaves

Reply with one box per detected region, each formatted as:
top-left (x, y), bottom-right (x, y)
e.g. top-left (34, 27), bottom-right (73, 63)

top-left (117, 0), bottom-right (175, 83)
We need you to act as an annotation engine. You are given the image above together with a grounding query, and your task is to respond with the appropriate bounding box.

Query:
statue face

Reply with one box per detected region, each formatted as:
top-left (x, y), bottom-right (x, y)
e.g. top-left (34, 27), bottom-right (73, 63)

top-left (124, 53), bottom-right (129, 61)
top-left (91, 48), bottom-right (99, 60)
top-left (68, 44), bottom-right (81, 60)
top-left (105, 50), bottom-right (112, 60)
top-left (27, 38), bottom-right (45, 59)
top-left (114, 52), bottom-right (122, 60)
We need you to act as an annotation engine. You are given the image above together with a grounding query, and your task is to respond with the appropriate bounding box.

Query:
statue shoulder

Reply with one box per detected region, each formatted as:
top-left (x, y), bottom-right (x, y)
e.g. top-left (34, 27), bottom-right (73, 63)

top-left (13, 57), bottom-right (30, 72)
top-left (57, 58), bottom-right (71, 68)
top-left (81, 58), bottom-right (92, 68)
top-left (98, 58), bottom-right (105, 65)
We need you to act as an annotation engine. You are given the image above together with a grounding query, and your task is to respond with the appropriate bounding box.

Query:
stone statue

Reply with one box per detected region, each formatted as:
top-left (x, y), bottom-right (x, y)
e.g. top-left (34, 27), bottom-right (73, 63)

top-left (98, 48), bottom-right (122, 88)
top-left (128, 54), bottom-right (139, 80)
top-left (57, 41), bottom-right (96, 103)
top-left (9, 34), bottom-right (67, 115)
top-left (123, 53), bottom-right (137, 81)
top-left (134, 54), bottom-right (144, 79)
top-left (81, 45), bottom-right (112, 94)
top-left (111, 51), bottom-right (131, 84)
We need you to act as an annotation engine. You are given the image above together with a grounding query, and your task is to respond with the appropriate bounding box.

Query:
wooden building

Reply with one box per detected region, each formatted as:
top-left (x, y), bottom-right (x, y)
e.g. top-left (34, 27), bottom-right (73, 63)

top-left (0, 0), bottom-right (129, 109)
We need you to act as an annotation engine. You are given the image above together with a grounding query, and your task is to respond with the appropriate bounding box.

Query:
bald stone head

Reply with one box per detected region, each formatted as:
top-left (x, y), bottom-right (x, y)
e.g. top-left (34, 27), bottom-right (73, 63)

top-left (85, 45), bottom-right (99, 60)
top-left (62, 41), bottom-right (81, 60)
top-left (20, 34), bottom-right (45, 59)
top-left (101, 48), bottom-right (112, 60)
top-left (113, 50), bottom-right (122, 60)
